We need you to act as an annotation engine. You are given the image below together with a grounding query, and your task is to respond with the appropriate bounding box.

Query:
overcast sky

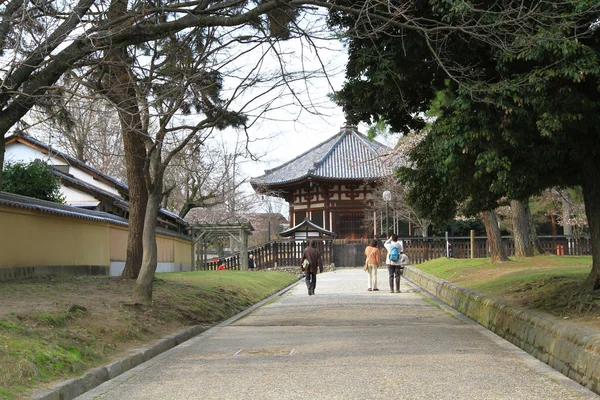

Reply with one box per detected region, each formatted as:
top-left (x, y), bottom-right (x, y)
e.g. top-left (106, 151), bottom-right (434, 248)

top-left (214, 27), bottom-right (401, 196)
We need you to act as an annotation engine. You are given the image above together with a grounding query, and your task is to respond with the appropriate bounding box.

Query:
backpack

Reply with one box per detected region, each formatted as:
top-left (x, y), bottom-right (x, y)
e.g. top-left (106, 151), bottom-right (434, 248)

top-left (389, 246), bottom-right (400, 262)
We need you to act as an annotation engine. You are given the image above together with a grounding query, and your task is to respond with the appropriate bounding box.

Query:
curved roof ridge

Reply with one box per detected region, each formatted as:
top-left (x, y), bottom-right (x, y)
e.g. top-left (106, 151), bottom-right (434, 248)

top-left (308, 126), bottom-right (353, 173)
top-left (261, 132), bottom-right (343, 176)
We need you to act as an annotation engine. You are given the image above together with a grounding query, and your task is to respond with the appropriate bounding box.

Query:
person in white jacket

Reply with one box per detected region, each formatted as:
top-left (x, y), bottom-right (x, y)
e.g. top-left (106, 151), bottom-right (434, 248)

top-left (384, 234), bottom-right (404, 293)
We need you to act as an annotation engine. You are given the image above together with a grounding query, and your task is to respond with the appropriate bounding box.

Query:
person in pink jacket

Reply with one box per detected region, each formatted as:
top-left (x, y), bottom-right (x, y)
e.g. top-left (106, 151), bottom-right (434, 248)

top-left (364, 239), bottom-right (381, 291)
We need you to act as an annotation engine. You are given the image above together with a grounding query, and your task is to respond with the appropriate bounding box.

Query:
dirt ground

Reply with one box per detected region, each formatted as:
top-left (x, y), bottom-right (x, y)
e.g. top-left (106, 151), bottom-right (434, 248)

top-left (0, 277), bottom-right (204, 371)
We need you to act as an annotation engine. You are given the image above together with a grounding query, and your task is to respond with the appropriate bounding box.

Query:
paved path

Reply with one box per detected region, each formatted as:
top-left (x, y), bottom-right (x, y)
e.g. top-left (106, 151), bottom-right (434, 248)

top-left (77, 269), bottom-right (599, 400)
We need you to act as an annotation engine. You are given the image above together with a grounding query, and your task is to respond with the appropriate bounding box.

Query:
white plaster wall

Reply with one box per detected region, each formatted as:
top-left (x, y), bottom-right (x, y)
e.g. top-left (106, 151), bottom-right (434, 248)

top-left (4, 143), bottom-right (67, 165)
top-left (5, 141), bottom-right (121, 198)
top-left (109, 261), bottom-right (125, 276)
top-left (68, 168), bottom-right (120, 196)
top-left (109, 261), bottom-right (191, 276)
top-left (62, 186), bottom-right (100, 204)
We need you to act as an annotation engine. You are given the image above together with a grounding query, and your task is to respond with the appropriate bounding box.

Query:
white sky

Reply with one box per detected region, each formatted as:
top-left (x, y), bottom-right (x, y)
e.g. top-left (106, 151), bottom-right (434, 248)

top-left (212, 27), bottom-right (401, 199)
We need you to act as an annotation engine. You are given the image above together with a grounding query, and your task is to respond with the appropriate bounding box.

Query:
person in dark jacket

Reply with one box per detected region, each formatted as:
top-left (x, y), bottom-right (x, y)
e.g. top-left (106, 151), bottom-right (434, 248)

top-left (300, 240), bottom-right (323, 296)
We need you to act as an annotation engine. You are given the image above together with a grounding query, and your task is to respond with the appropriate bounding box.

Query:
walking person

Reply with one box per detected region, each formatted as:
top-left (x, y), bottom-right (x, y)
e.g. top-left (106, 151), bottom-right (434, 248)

top-left (248, 254), bottom-right (255, 271)
top-left (300, 240), bottom-right (323, 296)
top-left (364, 239), bottom-right (381, 291)
top-left (384, 234), bottom-right (404, 293)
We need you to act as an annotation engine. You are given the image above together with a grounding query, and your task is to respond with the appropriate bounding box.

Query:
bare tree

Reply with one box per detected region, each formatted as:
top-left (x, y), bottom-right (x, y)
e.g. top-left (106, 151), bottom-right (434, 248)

top-left (365, 174), bottom-right (431, 237)
top-left (162, 142), bottom-right (230, 216)
top-left (101, 14), bottom-right (338, 304)
top-left (363, 129), bottom-right (431, 237)
top-left (28, 95), bottom-right (126, 181)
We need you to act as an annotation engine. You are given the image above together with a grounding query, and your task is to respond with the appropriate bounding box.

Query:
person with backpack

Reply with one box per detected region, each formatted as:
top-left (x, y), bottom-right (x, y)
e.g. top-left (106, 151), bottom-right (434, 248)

top-left (384, 234), bottom-right (404, 293)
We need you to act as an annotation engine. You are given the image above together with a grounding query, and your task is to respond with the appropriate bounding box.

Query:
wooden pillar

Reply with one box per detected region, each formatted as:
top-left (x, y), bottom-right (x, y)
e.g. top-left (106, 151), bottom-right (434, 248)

top-left (470, 230), bottom-right (475, 259)
top-left (240, 227), bottom-right (249, 270)
top-left (190, 231), bottom-right (195, 271)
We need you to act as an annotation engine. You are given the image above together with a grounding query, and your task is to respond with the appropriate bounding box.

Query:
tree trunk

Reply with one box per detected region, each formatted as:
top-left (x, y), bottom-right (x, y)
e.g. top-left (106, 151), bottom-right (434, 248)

top-left (75, 141), bottom-right (85, 162)
top-left (582, 162), bottom-right (600, 290)
top-left (102, 0), bottom-right (147, 280)
top-left (482, 210), bottom-right (509, 262)
top-left (528, 207), bottom-right (545, 255)
top-left (132, 188), bottom-right (161, 305)
top-left (120, 128), bottom-right (148, 279)
top-left (0, 135), bottom-right (4, 191)
top-left (511, 199), bottom-right (534, 258)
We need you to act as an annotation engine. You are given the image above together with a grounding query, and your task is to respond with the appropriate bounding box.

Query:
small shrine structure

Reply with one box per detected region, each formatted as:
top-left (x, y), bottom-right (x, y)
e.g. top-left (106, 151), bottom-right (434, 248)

top-left (250, 124), bottom-right (394, 240)
top-left (279, 218), bottom-right (335, 240)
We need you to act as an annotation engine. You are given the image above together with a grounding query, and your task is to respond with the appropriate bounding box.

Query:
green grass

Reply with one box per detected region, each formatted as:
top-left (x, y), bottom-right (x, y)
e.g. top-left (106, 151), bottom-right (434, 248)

top-left (415, 255), bottom-right (597, 316)
top-left (417, 255), bottom-right (591, 290)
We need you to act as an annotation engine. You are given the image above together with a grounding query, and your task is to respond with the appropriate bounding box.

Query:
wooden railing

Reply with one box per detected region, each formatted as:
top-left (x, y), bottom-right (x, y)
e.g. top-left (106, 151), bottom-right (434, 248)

top-left (201, 239), bottom-right (335, 270)
top-left (200, 235), bottom-right (591, 269)
top-left (402, 235), bottom-right (591, 265)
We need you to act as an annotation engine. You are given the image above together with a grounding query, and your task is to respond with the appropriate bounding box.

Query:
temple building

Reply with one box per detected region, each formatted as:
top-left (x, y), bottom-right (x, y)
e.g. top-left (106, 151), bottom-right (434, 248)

top-left (250, 124), bottom-right (395, 240)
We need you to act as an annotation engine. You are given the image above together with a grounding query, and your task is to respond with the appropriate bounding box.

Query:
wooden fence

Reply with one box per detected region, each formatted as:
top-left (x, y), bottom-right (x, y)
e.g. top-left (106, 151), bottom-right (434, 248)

top-left (200, 235), bottom-right (591, 270)
top-left (403, 235), bottom-right (591, 265)
top-left (200, 239), bottom-right (334, 270)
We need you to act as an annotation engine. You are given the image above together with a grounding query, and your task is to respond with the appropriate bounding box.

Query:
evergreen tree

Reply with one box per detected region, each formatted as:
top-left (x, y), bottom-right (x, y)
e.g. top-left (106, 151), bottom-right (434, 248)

top-left (3, 161), bottom-right (64, 203)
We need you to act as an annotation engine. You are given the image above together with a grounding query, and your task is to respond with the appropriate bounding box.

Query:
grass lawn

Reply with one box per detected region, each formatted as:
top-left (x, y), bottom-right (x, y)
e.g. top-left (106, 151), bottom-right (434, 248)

top-left (415, 255), bottom-right (600, 319)
top-left (0, 271), bottom-right (298, 400)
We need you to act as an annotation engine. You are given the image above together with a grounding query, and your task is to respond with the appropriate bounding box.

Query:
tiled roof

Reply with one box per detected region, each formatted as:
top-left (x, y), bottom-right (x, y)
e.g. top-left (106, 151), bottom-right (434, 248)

top-left (5, 133), bottom-right (128, 192)
top-left (51, 167), bottom-right (130, 210)
top-left (250, 125), bottom-right (395, 188)
top-left (0, 191), bottom-right (129, 226)
top-left (51, 167), bottom-right (187, 226)
top-left (0, 191), bottom-right (190, 240)
top-left (279, 218), bottom-right (335, 237)
top-left (5, 134), bottom-right (186, 227)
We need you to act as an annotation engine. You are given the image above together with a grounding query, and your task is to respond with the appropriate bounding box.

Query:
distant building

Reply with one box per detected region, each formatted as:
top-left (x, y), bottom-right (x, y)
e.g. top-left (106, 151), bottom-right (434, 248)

top-left (245, 213), bottom-right (288, 245)
top-left (4, 133), bottom-right (187, 233)
top-left (250, 124), bottom-right (395, 240)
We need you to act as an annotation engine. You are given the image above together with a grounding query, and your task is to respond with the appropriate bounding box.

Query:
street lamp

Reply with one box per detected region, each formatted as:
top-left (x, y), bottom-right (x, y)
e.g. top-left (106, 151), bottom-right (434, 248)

top-left (383, 190), bottom-right (391, 237)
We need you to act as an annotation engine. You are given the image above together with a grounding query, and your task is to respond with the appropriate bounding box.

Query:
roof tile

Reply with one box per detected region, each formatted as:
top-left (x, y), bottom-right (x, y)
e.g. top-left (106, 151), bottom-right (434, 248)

top-left (250, 125), bottom-right (395, 187)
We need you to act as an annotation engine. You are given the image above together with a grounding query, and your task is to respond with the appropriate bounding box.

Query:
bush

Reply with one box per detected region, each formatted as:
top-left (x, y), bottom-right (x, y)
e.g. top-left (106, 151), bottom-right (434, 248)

top-left (3, 161), bottom-right (65, 203)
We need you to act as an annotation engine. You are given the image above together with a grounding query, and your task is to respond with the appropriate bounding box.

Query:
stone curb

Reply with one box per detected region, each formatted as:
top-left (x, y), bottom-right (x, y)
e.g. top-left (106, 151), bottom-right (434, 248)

top-left (29, 278), bottom-right (303, 400)
top-left (403, 266), bottom-right (600, 395)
